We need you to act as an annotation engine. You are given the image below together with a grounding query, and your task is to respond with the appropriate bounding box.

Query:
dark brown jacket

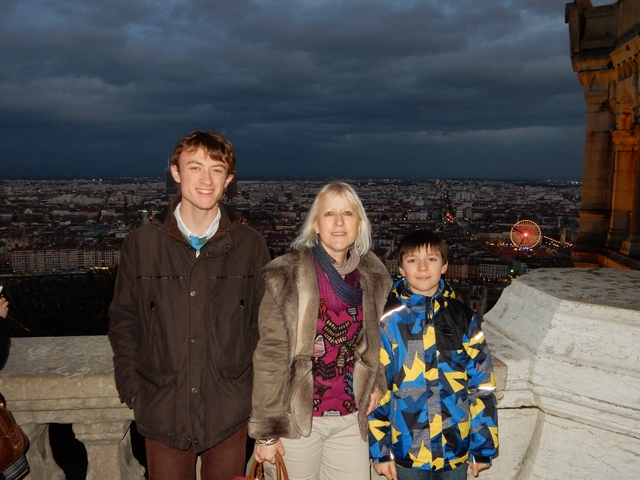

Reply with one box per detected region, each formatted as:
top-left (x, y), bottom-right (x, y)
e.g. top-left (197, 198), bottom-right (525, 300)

top-left (108, 198), bottom-right (270, 452)
top-left (248, 247), bottom-right (392, 441)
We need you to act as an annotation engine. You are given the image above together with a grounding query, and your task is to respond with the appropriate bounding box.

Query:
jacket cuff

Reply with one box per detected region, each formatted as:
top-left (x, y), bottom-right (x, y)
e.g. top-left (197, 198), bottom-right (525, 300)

top-left (374, 454), bottom-right (394, 464)
top-left (248, 413), bottom-right (290, 439)
top-left (121, 392), bottom-right (136, 409)
top-left (470, 454), bottom-right (492, 465)
top-left (374, 365), bottom-right (387, 394)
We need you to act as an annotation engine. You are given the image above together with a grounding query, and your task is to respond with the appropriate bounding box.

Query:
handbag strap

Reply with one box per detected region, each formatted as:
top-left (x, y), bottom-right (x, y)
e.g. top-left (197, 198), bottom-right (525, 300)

top-left (248, 458), bottom-right (263, 480)
top-left (274, 452), bottom-right (288, 480)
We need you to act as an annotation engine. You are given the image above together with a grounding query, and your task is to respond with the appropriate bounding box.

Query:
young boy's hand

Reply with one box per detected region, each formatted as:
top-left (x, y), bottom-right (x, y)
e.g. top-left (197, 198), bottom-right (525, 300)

top-left (466, 460), bottom-right (490, 477)
top-left (373, 461), bottom-right (398, 480)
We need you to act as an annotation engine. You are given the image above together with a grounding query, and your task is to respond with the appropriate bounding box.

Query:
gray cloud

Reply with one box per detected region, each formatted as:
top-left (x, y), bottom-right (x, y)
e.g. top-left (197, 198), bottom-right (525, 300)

top-left (0, 0), bottom-right (586, 180)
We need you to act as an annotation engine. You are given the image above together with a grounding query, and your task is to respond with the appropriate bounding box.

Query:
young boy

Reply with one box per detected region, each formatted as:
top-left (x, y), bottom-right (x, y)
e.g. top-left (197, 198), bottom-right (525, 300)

top-left (369, 230), bottom-right (498, 480)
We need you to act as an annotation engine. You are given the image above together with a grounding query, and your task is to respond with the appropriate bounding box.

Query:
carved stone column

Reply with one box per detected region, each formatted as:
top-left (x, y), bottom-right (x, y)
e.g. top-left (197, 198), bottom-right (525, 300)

top-left (621, 127), bottom-right (640, 257)
top-left (607, 129), bottom-right (636, 249)
top-left (72, 420), bottom-right (144, 480)
top-left (23, 424), bottom-right (66, 480)
top-left (571, 77), bottom-right (615, 266)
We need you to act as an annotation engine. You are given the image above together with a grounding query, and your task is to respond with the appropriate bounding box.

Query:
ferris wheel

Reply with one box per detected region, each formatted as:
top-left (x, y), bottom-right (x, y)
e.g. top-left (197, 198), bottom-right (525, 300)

top-left (510, 220), bottom-right (542, 248)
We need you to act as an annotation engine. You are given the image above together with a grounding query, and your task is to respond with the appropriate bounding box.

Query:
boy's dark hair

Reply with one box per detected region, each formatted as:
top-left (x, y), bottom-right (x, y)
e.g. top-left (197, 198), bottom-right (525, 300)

top-left (397, 230), bottom-right (448, 264)
top-left (171, 131), bottom-right (236, 173)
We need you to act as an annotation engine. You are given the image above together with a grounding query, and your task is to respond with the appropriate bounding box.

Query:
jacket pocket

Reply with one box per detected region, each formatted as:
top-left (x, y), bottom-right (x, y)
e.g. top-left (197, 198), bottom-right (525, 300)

top-left (134, 363), bottom-right (177, 436)
top-left (435, 324), bottom-right (464, 350)
top-left (287, 356), bottom-right (313, 437)
top-left (208, 275), bottom-right (255, 380)
top-left (228, 362), bottom-right (253, 382)
top-left (437, 349), bottom-right (468, 375)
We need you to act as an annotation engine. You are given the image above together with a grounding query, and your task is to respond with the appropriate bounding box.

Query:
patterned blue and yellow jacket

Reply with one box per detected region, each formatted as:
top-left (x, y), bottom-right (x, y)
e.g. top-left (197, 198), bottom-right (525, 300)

top-left (368, 278), bottom-right (498, 471)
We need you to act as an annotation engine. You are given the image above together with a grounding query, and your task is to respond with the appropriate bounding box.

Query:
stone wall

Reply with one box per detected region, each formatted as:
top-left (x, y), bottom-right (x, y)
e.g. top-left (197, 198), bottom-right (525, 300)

top-left (481, 267), bottom-right (640, 479)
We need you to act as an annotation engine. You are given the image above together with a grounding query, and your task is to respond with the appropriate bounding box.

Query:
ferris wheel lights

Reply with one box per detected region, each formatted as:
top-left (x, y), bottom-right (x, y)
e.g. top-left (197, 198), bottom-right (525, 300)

top-left (510, 220), bottom-right (542, 248)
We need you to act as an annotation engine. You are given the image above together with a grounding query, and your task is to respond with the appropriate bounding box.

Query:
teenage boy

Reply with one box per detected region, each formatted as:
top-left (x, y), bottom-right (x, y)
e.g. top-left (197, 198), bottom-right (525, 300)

top-left (369, 230), bottom-right (498, 480)
top-left (108, 131), bottom-right (271, 480)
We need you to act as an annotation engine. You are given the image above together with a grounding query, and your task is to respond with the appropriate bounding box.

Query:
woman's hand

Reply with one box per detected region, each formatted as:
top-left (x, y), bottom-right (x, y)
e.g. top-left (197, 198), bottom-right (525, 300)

top-left (373, 461), bottom-right (398, 480)
top-left (0, 297), bottom-right (8, 319)
top-left (254, 439), bottom-right (285, 464)
top-left (367, 387), bottom-right (382, 415)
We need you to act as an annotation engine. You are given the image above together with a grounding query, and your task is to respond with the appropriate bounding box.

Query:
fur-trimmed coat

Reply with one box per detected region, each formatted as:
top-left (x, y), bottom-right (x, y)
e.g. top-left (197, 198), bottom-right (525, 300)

top-left (248, 247), bottom-right (393, 441)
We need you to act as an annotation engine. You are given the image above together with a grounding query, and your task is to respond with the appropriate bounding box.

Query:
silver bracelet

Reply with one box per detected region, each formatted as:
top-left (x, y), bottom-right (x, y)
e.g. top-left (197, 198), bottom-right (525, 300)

top-left (255, 437), bottom-right (279, 446)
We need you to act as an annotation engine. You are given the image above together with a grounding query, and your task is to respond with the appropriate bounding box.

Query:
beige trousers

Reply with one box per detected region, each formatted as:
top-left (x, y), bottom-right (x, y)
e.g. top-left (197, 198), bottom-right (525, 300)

top-left (265, 413), bottom-right (370, 480)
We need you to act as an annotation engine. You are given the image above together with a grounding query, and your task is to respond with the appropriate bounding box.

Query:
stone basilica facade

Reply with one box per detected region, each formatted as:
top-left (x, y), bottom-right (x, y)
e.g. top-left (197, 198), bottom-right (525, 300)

top-left (567, 0), bottom-right (640, 269)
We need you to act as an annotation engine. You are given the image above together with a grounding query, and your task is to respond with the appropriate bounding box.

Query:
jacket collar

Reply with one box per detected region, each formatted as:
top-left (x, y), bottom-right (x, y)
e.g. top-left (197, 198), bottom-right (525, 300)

top-left (393, 278), bottom-right (455, 334)
top-left (155, 195), bottom-right (239, 246)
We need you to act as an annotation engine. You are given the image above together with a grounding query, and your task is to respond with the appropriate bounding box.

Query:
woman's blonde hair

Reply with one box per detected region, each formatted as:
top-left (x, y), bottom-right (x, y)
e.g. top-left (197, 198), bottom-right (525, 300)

top-left (290, 182), bottom-right (372, 256)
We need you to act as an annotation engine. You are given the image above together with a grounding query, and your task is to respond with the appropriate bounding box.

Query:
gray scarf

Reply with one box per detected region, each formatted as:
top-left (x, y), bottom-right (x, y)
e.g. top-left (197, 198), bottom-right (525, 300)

top-left (311, 242), bottom-right (362, 306)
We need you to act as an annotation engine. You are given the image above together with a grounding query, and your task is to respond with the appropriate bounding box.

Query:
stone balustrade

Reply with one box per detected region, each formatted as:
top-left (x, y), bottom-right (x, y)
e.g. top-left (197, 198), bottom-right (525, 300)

top-left (2, 267), bottom-right (639, 479)
top-left (0, 335), bottom-right (504, 480)
top-left (0, 335), bottom-right (143, 480)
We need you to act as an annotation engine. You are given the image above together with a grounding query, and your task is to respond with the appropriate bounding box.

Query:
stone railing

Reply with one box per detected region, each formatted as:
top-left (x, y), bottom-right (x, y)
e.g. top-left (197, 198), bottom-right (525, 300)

top-left (480, 267), bottom-right (640, 479)
top-left (0, 334), bottom-right (505, 480)
top-left (3, 268), bottom-right (638, 479)
top-left (0, 336), bottom-right (143, 480)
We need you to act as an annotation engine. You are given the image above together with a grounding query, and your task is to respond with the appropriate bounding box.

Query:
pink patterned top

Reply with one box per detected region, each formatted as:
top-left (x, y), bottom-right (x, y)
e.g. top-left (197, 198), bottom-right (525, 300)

top-left (312, 259), bottom-right (363, 417)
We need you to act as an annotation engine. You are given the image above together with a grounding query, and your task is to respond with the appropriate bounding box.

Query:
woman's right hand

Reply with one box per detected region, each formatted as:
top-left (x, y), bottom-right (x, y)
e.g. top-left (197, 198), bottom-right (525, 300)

top-left (254, 439), bottom-right (285, 464)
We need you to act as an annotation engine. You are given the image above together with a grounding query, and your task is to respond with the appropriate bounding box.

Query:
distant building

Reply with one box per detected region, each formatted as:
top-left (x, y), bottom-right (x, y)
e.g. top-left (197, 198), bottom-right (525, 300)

top-left (478, 262), bottom-right (510, 280)
top-left (4, 226), bottom-right (30, 254)
top-left (10, 247), bottom-right (120, 273)
top-left (566, 0), bottom-right (640, 269)
top-left (446, 262), bottom-right (470, 281)
top-left (407, 211), bottom-right (428, 221)
top-left (385, 258), bottom-right (399, 276)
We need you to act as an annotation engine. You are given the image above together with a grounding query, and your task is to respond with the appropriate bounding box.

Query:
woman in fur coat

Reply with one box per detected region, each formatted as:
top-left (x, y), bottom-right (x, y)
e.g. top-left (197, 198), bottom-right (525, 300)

top-left (249, 182), bottom-right (392, 480)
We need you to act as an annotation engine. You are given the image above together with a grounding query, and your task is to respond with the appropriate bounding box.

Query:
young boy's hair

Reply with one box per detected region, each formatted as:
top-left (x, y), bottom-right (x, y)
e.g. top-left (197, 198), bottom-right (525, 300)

top-left (397, 230), bottom-right (448, 264)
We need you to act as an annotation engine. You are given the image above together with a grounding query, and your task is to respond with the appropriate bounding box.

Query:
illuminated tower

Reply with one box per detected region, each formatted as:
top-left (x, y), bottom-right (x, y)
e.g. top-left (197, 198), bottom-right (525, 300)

top-left (165, 166), bottom-right (179, 201)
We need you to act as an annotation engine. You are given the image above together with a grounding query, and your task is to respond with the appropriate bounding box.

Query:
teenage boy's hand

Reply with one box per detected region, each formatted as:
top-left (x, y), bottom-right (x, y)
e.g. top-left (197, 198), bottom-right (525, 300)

top-left (466, 460), bottom-right (490, 477)
top-left (373, 461), bottom-right (398, 480)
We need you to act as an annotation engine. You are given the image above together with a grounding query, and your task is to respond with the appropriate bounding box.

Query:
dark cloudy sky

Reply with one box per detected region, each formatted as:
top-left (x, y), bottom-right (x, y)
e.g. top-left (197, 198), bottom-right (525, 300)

top-left (0, 0), bottom-right (606, 180)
